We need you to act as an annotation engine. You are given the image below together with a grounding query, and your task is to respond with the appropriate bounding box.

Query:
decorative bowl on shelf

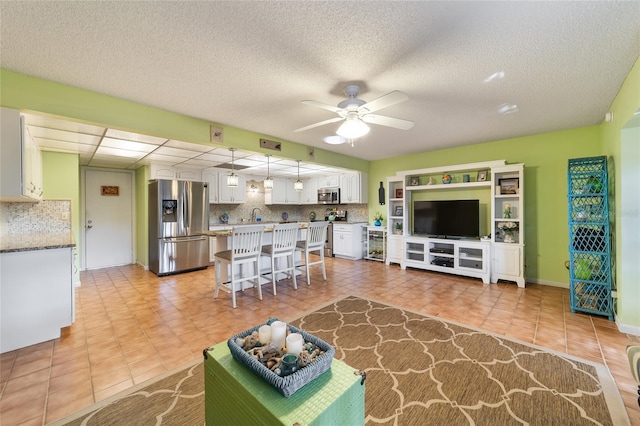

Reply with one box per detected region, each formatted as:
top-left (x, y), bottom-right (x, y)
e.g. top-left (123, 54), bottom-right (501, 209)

top-left (442, 174), bottom-right (452, 184)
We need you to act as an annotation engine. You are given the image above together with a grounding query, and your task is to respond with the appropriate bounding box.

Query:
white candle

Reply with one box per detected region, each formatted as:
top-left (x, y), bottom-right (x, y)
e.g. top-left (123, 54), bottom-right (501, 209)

top-left (271, 321), bottom-right (287, 350)
top-left (286, 333), bottom-right (303, 355)
top-left (258, 325), bottom-right (272, 344)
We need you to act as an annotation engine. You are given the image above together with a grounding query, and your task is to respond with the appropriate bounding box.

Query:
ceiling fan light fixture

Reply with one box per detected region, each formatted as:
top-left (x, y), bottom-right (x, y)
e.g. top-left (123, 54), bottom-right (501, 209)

top-left (227, 148), bottom-right (238, 187)
top-left (336, 114), bottom-right (370, 139)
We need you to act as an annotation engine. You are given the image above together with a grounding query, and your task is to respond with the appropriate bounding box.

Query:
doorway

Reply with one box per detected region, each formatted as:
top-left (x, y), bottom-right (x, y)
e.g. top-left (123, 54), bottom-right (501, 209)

top-left (82, 168), bottom-right (134, 269)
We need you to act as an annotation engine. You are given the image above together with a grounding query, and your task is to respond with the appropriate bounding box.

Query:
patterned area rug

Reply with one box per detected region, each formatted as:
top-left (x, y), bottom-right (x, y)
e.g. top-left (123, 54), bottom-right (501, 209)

top-left (53, 296), bottom-right (628, 425)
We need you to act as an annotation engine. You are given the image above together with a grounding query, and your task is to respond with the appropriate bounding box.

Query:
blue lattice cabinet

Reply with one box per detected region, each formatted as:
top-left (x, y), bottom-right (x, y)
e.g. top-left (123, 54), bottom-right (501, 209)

top-left (567, 156), bottom-right (613, 320)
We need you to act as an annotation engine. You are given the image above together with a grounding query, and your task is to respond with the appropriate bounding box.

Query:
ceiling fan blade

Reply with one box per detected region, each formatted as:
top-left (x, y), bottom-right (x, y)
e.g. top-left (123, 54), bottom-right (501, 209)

top-left (360, 90), bottom-right (408, 113)
top-left (294, 116), bottom-right (344, 132)
top-left (361, 114), bottom-right (414, 130)
top-left (301, 100), bottom-right (343, 114)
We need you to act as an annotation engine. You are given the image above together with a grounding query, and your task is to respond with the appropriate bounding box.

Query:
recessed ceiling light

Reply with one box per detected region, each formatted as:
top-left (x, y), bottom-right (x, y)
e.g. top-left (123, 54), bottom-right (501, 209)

top-left (484, 71), bottom-right (505, 83)
top-left (497, 103), bottom-right (518, 114)
top-left (323, 135), bottom-right (346, 145)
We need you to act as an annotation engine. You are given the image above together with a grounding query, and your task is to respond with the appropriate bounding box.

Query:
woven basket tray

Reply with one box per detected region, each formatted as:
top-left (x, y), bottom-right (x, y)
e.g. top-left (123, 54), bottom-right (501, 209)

top-left (227, 318), bottom-right (335, 397)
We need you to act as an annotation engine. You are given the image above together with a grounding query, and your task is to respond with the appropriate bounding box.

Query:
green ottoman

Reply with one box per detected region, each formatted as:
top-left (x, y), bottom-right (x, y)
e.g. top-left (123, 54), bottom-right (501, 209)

top-left (204, 342), bottom-right (365, 425)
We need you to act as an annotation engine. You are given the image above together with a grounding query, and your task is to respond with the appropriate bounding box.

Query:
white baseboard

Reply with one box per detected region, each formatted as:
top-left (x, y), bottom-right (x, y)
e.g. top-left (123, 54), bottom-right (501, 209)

top-left (526, 278), bottom-right (570, 289)
top-left (136, 261), bottom-right (148, 270)
top-left (615, 315), bottom-right (640, 336)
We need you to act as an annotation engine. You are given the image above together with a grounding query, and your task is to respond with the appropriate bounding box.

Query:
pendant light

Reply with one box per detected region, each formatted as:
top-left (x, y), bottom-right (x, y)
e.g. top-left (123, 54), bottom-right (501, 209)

top-left (294, 160), bottom-right (303, 192)
top-left (227, 148), bottom-right (239, 187)
top-left (263, 155), bottom-right (273, 189)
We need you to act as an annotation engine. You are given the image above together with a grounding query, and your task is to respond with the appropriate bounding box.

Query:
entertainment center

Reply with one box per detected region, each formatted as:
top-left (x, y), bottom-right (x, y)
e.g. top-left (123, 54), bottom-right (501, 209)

top-left (386, 160), bottom-right (525, 287)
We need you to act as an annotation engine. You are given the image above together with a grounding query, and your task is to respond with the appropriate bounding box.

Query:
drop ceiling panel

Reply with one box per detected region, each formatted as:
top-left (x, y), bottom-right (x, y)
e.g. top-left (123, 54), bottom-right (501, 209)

top-left (105, 129), bottom-right (167, 145)
top-left (164, 139), bottom-right (213, 152)
top-left (27, 127), bottom-right (102, 145)
top-left (100, 138), bottom-right (157, 153)
top-left (30, 138), bottom-right (97, 154)
top-left (23, 114), bottom-right (105, 135)
top-left (152, 146), bottom-right (203, 158)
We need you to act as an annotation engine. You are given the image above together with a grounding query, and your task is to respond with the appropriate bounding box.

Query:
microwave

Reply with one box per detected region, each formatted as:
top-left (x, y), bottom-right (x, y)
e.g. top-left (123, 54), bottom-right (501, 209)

top-left (317, 188), bottom-right (340, 205)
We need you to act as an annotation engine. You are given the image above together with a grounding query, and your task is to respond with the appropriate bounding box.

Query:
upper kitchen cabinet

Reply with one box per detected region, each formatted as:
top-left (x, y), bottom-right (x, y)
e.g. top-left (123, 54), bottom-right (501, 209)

top-left (265, 177), bottom-right (300, 205)
top-left (149, 164), bottom-right (202, 181)
top-left (218, 173), bottom-right (246, 203)
top-left (300, 177), bottom-right (318, 204)
top-left (318, 175), bottom-right (340, 188)
top-left (1, 107), bottom-right (43, 202)
top-left (202, 168), bottom-right (219, 203)
top-left (340, 172), bottom-right (368, 204)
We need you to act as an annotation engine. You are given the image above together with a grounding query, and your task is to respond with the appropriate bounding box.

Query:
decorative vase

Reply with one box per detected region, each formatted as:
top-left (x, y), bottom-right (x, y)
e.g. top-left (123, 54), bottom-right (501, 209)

top-left (503, 231), bottom-right (515, 243)
top-left (374, 220), bottom-right (382, 227)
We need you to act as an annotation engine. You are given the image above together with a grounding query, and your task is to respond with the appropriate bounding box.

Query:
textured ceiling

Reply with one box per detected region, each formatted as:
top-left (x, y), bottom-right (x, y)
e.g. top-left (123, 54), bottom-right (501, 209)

top-left (1, 1), bottom-right (639, 162)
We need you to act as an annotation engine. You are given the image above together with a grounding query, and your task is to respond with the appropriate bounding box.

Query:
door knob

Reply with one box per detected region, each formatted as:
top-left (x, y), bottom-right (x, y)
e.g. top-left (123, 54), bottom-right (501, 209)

top-left (87, 220), bottom-right (93, 229)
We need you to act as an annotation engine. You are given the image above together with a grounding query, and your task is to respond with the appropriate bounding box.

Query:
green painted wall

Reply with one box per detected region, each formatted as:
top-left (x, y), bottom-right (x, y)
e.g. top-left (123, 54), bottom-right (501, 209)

top-left (368, 126), bottom-right (601, 285)
top-left (41, 151), bottom-right (81, 269)
top-left (600, 55), bottom-right (640, 329)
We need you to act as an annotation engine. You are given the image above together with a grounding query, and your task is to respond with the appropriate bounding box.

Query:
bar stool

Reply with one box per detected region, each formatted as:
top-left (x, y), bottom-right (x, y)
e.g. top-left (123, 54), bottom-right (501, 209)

top-left (214, 225), bottom-right (265, 308)
top-left (295, 221), bottom-right (329, 285)
top-left (261, 222), bottom-right (299, 295)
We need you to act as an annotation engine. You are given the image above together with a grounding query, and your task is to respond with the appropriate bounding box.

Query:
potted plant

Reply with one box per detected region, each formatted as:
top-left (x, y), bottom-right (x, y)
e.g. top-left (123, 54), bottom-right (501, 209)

top-left (395, 222), bottom-right (403, 235)
top-left (373, 212), bottom-right (383, 226)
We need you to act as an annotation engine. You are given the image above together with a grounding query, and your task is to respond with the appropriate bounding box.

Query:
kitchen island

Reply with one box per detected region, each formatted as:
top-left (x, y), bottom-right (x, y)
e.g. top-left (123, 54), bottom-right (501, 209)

top-left (0, 232), bottom-right (76, 353)
top-left (203, 222), bottom-right (310, 284)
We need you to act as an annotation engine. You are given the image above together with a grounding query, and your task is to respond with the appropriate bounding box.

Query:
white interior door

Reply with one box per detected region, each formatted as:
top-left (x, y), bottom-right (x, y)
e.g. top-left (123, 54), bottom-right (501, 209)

top-left (84, 169), bottom-right (134, 269)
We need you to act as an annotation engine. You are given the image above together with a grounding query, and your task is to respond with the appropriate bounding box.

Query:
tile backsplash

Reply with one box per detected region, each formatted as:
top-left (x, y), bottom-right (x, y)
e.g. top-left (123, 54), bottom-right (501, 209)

top-left (0, 200), bottom-right (72, 235)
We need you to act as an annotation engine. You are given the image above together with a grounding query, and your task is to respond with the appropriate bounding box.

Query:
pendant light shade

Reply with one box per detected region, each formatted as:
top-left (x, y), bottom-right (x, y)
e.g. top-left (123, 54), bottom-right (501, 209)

top-left (263, 154), bottom-right (273, 189)
top-left (227, 148), bottom-right (238, 187)
top-left (294, 160), bottom-right (303, 192)
top-left (336, 113), bottom-right (370, 139)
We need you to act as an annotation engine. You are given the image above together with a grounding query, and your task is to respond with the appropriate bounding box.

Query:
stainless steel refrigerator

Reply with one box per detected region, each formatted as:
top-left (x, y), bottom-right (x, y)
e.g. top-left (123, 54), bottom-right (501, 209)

top-left (149, 180), bottom-right (209, 276)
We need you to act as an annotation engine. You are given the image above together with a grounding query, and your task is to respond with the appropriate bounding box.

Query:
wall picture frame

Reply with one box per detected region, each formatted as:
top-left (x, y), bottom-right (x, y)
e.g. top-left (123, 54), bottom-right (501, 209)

top-left (477, 170), bottom-right (488, 182)
top-left (499, 178), bottom-right (519, 194)
top-left (394, 205), bottom-right (403, 216)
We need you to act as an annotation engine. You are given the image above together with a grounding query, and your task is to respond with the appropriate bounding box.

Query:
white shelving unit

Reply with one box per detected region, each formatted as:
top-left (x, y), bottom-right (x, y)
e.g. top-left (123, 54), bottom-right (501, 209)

top-left (403, 237), bottom-right (490, 283)
top-left (491, 164), bottom-right (525, 287)
top-left (384, 160), bottom-right (526, 287)
top-left (386, 177), bottom-right (404, 266)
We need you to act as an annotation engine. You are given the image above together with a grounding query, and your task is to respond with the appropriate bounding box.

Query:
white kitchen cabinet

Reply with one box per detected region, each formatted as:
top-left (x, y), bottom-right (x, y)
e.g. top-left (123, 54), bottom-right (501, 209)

top-left (176, 167), bottom-right (203, 181)
top-left (202, 168), bottom-right (220, 203)
top-left (300, 177), bottom-right (318, 204)
top-left (265, 178), bottom-right (301, 205)
top-left (333, 223), bottom-right (365, 260)
top-left (339, 172), bottom-right (368, 204)
top-left (219, 173), bottom-right (246, 203)
top-left (149, 164), bottom-right (177, 180)
top-left (1, 107), bottom-right (43, 202)
top-left (318, 175), bottom-right (339, 188)
top-left (149, 164), bottom-right (202, 182)
top-left (1, 247), bottom-right (74, 353)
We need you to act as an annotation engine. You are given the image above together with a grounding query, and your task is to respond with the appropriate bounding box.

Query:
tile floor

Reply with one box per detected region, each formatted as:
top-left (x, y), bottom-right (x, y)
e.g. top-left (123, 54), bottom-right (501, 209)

top-left (1, 256), bottom-right (639, 425)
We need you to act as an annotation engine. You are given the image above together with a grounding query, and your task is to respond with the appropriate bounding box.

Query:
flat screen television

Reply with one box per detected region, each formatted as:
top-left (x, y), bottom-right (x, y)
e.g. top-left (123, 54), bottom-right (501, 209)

top-left (413, 200), bottom-right (480, 238)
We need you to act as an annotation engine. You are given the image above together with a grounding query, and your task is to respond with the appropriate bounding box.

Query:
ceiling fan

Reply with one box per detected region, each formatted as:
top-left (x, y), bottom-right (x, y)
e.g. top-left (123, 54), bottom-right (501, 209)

top-left (294, 84), bottom-right (414, 140)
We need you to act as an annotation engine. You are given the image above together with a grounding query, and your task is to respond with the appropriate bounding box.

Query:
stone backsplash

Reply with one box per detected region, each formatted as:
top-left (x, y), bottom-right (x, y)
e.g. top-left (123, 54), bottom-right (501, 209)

top-left (209, 180), bottom-right (369, 225)
top-left (0, 200), bottom-right (72, 235)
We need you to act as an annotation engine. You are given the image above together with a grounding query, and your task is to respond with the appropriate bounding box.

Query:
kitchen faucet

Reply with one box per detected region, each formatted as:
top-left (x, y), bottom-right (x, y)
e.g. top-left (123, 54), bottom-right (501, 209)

top-left (251, 208), bottom-right (262, 222)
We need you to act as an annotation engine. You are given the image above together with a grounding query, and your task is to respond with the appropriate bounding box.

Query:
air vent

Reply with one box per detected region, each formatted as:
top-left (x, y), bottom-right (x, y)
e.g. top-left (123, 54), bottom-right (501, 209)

top-left (216, 163), bottom-right (250, 171)
top-left (260, 139), bottom-right (282, 151)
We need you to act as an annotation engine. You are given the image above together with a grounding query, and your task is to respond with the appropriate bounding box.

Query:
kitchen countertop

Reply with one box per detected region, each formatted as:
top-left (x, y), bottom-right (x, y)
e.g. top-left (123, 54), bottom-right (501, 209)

top-left (0, 232), bottom-right (76, 253)
top-left (203, 222), bottom-right (309, 237)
